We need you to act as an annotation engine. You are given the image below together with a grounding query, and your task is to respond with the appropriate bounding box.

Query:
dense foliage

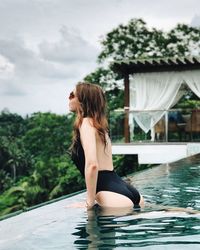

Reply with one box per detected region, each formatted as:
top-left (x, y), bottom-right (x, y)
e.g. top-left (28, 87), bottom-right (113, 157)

top-left (0, 110), bottom-right (137, 217)
top-left (98, 18), bottom-right (200, 62)
top-left (0, 111), bottom-right (84, 216)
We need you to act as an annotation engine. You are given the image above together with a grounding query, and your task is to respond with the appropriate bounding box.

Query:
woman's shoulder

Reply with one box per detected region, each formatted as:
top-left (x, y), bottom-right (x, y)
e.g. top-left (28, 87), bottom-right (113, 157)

top-left (82, 117), bottom-right (93, 125)
top-left (80, 117), bottom-right (95, 131)
top-left (82, 117), bottom-right (93, 123)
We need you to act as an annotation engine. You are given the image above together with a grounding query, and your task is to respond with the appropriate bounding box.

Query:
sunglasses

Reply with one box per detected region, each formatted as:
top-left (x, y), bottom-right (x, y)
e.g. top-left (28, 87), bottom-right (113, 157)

top-left (69, 91), bottom-right (75, 100)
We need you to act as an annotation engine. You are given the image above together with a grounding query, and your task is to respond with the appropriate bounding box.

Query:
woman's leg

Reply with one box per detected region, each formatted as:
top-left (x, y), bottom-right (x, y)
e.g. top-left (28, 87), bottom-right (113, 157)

top-left (96, 191), bottom-right (134, 208)
top-left (139, 194), bottom-right (145, 208)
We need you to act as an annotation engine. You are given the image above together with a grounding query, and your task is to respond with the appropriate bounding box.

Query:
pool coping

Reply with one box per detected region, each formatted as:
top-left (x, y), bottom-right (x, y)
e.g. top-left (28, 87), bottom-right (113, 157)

top-left (0, 189), bottom-right (86, 221)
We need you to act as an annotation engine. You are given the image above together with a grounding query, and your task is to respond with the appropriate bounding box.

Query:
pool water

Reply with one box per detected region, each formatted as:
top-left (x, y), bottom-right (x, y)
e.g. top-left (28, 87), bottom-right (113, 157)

top-left (73, 154), bottom-right (200, 249)
top-left (73, 210), bottom-right (200, 249)
top-left (132, 155), bottom-right (200, 210)
top-left (0, 154), bottom-right (199, 249)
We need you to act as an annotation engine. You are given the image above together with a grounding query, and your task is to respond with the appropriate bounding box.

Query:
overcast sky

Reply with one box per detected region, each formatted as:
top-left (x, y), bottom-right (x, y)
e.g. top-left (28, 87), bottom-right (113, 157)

top-left (1, 0), bottom-right (200, 116)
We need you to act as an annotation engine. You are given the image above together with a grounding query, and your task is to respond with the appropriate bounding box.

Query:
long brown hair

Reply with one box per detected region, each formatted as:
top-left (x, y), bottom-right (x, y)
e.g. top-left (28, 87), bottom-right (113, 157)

top-left (71, 82), bottom-right (108, 152)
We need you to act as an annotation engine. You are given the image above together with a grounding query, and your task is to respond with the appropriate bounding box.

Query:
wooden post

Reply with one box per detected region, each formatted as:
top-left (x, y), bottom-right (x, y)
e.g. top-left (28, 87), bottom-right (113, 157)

top-left (124, 74), bottom-right (130, 143)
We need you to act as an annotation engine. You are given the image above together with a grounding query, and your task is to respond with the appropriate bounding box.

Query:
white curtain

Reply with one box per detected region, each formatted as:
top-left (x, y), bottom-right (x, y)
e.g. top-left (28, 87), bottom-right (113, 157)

top-left (170, 86), bottom-right (187, 108)
top-left (129, 72), bottom-right (183, 140)
top-left (182, 70), bottom-right (200, 98)
top-left (129, 70), bottom-right (200, 141)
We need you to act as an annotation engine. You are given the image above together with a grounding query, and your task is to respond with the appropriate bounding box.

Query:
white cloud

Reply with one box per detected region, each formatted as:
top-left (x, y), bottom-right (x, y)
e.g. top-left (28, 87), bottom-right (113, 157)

top-left (0, 32), bottom-right (98, 85)
top-left (0, 37), bottom-right (74, 80)
top-left (39, 26), bottom-right (99, 64)
top-left (0, 54), bottom-right (15, 79)
top-left (0, 0), bottom-right (200, 115)
top-left (191, 14), bottom-right (200, 27)
top-left (0, 26), bottom-right (99, 115)
top-left (1, 81), bottom-right (26, 96)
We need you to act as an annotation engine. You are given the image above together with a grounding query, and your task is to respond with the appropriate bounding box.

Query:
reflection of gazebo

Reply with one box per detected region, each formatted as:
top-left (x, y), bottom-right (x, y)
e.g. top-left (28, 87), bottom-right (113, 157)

top-left (111, 56), bottom-right (200, 143)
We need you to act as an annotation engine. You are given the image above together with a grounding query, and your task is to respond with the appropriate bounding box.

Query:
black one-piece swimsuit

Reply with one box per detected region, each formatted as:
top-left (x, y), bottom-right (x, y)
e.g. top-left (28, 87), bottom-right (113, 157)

top-left (71, 138), bottom-right (141, 208)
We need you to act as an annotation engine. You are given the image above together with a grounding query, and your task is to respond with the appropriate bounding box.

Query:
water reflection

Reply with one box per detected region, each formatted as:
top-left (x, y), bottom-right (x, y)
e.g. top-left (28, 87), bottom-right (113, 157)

top-left (73, 207), bottom-right (200, 249)
top-left (130, 157), bottom-right (200, 210)
top-left (73, 206), bottom-right (138, 249)
top-left (72, 154), bottom-right (200, 249)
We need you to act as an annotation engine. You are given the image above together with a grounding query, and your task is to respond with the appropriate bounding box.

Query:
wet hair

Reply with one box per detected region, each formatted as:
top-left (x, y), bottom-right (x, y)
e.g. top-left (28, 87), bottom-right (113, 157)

top-left (71, 82), bottom-right (108, 152)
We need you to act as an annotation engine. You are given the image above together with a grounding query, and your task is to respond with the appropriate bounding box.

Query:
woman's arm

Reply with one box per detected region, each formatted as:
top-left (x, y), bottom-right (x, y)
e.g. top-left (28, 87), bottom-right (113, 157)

top-left (79, 118), bottom-right (98, 209)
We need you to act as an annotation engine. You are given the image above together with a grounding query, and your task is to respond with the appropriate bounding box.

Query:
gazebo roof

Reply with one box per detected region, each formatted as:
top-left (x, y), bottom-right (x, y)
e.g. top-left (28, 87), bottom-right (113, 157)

top-left (111, 56), bottom-right (200, 78)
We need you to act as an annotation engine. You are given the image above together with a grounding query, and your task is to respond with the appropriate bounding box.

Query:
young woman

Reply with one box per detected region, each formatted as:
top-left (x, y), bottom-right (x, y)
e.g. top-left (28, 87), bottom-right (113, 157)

top-left (69, 82), bottom-right (144, 210)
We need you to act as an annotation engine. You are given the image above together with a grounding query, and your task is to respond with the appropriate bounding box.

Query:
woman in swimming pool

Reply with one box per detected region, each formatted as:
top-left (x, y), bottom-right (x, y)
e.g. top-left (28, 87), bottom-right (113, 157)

top-left (69, 82), bottom-right (144, 210)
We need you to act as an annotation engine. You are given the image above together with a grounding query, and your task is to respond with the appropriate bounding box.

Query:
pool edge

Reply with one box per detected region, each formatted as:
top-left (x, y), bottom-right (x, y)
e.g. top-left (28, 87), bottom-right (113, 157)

top-left (0, 189), bottom-right (86, 221)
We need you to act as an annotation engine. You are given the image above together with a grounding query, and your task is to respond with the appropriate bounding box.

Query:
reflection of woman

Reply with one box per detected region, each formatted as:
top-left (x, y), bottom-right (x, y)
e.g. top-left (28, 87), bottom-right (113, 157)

top-left (69, 82), bottom-right (144, 210)
top-left (74, 208), bottom-right (122, 249)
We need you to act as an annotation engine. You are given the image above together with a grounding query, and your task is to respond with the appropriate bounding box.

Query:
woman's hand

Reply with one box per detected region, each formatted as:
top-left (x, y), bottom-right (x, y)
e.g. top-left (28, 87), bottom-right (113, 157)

top-left (65, 201), bottom-right (86, 208)
top-left (85, 200), bottom-right (95, 210)
top-left (65, 200), bottom-right (96, 209)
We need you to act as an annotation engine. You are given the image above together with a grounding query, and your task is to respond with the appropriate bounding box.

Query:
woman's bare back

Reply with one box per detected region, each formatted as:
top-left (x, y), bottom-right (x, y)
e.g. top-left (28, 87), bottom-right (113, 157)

top-left (96, 133), bottom-right (113, 171)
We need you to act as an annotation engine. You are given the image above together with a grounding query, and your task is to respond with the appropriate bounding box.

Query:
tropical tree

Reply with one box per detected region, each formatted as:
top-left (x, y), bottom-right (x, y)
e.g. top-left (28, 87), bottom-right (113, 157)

top-left (85, 18), bottom-right (200, 113)
top-left (84, 67), bottom-right (124, 111)
top-left (98, 18), bottom-right (200, 63)
top-left (0, 109), bottom-right (27, 138)
top-left (0, 111), bottom-right (32, 190)
top-left (0, 111), bottom-right (77, 216)
top-left (23, 112), bottom-right (74, 159)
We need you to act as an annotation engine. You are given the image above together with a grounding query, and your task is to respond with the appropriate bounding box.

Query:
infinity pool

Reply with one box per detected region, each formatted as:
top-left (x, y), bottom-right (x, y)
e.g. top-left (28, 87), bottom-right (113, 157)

top-left (0, 154), bottom-right (199, 249)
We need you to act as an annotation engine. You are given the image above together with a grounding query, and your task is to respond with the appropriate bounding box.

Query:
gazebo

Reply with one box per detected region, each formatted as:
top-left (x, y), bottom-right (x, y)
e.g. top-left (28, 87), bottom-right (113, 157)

top-left (110, 56), bottom-right (200, 163)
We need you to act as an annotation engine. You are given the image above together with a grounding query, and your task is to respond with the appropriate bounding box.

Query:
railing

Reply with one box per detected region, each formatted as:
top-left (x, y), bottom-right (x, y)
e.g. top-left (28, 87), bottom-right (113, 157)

top-left (108, 109), bottom-right (200, 143)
